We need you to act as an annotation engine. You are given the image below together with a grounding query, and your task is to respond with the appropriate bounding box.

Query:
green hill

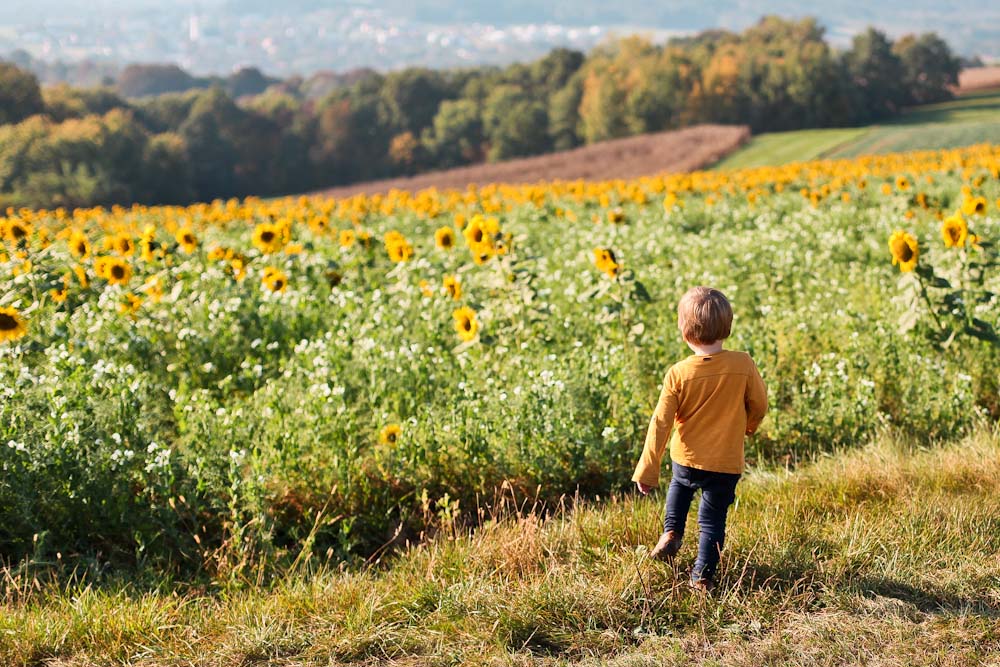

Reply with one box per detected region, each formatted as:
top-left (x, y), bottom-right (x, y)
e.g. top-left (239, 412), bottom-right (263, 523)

top-left (714, 89), bottom-right (1000, 169)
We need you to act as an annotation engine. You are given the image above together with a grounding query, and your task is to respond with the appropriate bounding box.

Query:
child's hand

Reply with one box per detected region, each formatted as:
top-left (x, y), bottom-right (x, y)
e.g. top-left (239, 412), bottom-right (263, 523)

top-left (635, 481), bottom-right (653, 495)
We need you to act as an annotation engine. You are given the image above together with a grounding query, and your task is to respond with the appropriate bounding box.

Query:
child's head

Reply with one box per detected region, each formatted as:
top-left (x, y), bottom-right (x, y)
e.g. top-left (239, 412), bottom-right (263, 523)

top-left (677, 286), bottom-right (732, 345)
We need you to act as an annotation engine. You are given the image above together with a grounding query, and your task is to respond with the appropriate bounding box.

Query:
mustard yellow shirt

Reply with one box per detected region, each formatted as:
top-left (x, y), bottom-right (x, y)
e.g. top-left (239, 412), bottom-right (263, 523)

top-left (632, 349), bottom-right (768, 485)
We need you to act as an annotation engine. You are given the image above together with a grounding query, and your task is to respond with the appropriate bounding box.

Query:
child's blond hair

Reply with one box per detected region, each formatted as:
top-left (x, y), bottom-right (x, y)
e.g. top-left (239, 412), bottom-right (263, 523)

top-left (678, 286), bottom-right (733, 344)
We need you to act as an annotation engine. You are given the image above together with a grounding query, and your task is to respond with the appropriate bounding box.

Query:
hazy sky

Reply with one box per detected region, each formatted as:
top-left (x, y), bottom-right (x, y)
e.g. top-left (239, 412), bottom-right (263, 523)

top-left (2, 0), bottom-right (996, 76)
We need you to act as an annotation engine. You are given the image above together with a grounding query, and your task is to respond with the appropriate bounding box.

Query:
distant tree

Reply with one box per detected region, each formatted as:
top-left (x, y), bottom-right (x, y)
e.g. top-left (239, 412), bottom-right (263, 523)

top-left (248, 91), bottom-right (304, 128)
top-left (548, 76), bottom-right (583, 151)
top-left (893, 33), bottom-right (961, 105)
top-left (843, 28), bottom-right (906, 122)
top-left (177, 90), bottom-right (241, 199)
top-left (226, 67), bottom-right (274, 98)
top-left (577, 37), bottom-right (688, 141)
top-left (578, 63), bottom-right (629, 143)
top-left (139, 133), bottom-right (195, 203)
top-left (136, 91), bottom-right (201, 132)
top-left (118, 64), bottom-right (200, 98)
top-left (379, 68), bottom-right (453, 136)
top-left (481, 85), bottom-right (549, 161)
top-left (388, 131), bottom-right (424, 172)
top-left (717, 16), bottom-right (851, 131)
top-left (531, 48), bottom-right (585, 91)
top-left (43, 84), bottom-right (130, 122)
top-left (0, 110), bottom-right (165, 208)
top-left (423, 98), bottom-right (484, 167)
top-left (312, 87), bottom-right (394, 183)
top-left (0, 63), bottom-right (44, 125)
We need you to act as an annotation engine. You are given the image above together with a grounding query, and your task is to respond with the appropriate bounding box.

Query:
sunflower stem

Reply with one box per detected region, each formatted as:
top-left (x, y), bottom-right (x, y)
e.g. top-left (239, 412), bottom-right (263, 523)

top-left (915, 271), bottom-right (946, 338)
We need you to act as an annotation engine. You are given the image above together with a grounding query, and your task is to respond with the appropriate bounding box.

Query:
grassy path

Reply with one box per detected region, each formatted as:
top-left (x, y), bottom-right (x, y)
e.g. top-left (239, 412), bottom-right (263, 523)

top-left (711, 128), bottom-right (868, 170)
top-left (3, 426), bottom-right (999, 665)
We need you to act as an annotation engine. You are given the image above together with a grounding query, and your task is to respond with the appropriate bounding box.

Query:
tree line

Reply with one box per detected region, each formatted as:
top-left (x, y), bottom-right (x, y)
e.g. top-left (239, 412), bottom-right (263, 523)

top-left (0, 17), bottom-right (962, 209)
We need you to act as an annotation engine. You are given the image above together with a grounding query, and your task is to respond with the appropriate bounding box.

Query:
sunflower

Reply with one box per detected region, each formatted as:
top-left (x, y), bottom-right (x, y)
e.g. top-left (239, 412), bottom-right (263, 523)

top-left (607, 207), bottom-right (625, 224)
top-left (99, 257), bottom-right (133, 285)
top-left (262, 267), bottom-right (288, 292)
top-left (593, 247), bottom-right (621, 278)
top-left (68, 231), bottom-right (91, 258)
top-left (888, 230), bottom-right (919, 272)
top-left (140, 236), bottom-right (161, 262)
top-left (175, 227), bottom-right (198, 254)
top-left (464, 218), bottom-right (486, 246)
top-left (435, 226), bottom-right (456, 250)
top-left (961, 195), bottom-right (987, 216)
top-left (141, 277), bottom-right (164, 303)
top-left (384, 231), bottom-right (414, 263)
top-left (3, 219), bottom-right (32, 245)
top-left (0, 306), bottom-right (27, 343)
top-left (941, 214), bottom-right (967, 248)
top-left (117, 293), bottom-right (143, 316)
top-left (452, 306), bottom-right (479, 342)
top-left (111, 234), bottom-right (135, 257)
top-left (309, 215), bottom-right (329, 233)
top-left (443, 275), bottom-right (461, 300)
top-left (380, 424), bottom-right (401, 446)
top-left (72, 264), bottom-right (89, 288)
top-left (252, 222), bottom-right (284, 254)
top-left (231, 257), bottom-right (247, 281)
top-left (339, 229), bottom-right (356, 248)
top-left (895, 175), bottom-right (910, 191)
top-left (463, 215), bottom-right (499, 248)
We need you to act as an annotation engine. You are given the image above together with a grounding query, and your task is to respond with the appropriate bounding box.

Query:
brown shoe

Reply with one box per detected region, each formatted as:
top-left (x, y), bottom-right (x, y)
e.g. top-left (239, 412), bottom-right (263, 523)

top-left (689, 578), bottom-right (716, 594)
top-left (649, 530), bottom-right (682, 561)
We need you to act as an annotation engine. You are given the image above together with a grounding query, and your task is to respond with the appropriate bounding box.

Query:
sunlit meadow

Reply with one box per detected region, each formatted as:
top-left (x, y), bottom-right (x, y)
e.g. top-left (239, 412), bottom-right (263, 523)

top-left (1, 144), bottom-right (998, 583)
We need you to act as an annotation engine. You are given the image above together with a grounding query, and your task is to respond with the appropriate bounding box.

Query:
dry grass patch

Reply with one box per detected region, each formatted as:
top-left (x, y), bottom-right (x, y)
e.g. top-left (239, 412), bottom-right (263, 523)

top-left (2, 426), bottom-right (999, 666)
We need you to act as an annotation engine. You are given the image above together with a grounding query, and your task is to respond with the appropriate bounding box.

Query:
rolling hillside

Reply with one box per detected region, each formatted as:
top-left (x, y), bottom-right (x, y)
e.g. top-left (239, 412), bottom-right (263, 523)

top-left (715, 88), bottom-right (1000, 169)
top-left (318, 125), bottom-right (750, 198)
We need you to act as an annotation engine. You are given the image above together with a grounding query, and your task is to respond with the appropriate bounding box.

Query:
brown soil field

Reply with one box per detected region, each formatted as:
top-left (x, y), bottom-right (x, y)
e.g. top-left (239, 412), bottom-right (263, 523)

top-left (315, 124), bottom-right (749, 198)
top-left (955, 66), bottom-right (1000, 94)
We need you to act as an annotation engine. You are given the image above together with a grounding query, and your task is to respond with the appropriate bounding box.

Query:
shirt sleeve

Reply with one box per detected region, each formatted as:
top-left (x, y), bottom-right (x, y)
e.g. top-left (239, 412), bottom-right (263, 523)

top-left (631, 368), bottom-right (679, 488)
top-left (745, 357), bottom-right (768, 435)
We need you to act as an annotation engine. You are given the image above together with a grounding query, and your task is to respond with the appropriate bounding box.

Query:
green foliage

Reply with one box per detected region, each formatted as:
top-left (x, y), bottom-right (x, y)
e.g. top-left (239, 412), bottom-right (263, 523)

top-left (897, 240), bottom-right (1000, 348)
top-left (481, 85), bottom-right (550, 161)
top-left (0, 62), bottom-right (44, 125)
top-left (843, 28), bottom-right (906, 122)
top-left (0, 19), bottom-right (973, 208)
top-left (1, 162), bottom-right (997, 574)
top-left (893, 33), bottom-right (962, 106)
top-left (422, 99), bottom-right (484, 167)
top-left (117, 63), bottom-right (199, 98)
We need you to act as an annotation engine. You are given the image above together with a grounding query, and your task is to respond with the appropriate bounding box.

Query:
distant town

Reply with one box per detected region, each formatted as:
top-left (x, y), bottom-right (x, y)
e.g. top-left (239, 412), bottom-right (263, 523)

top-left (5, 5), bottom-right (658, 82)
top-left (1, 1), bottom-right (996, 85)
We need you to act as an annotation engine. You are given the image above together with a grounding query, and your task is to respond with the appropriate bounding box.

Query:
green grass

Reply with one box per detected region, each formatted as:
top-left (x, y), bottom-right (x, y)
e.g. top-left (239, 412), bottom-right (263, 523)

top-left (714, 90), bottom-right (1000, 169)
top-left (711, 128), bottom-right (869, 170)
top-left (3, 425), bottom-right (999, 665)
top-left (889, 88), bottom-right (1000, 125)
top-left (826, 121), bottom-right (1000, 158)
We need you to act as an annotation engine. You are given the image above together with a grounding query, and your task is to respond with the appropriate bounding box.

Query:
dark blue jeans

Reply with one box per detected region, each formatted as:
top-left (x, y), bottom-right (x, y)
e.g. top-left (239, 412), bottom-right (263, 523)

top-left (663, 462), bottom-right (741, 583)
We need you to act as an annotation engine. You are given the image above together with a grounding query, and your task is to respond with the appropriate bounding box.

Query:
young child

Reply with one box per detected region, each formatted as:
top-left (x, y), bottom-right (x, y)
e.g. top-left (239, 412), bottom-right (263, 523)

top-left (633, 286), bottom-right (767, 592)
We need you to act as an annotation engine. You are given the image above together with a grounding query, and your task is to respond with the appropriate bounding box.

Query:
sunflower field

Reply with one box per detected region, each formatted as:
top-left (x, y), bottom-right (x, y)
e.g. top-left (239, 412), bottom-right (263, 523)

top-left (1, 144), bottom-right (999, 579)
